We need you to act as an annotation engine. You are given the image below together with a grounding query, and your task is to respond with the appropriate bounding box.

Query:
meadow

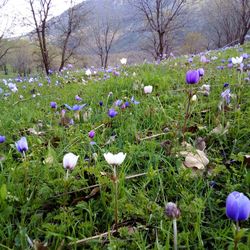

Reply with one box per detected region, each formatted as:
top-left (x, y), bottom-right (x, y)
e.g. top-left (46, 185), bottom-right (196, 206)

top-left (0, 43), bottom-right (250, 249)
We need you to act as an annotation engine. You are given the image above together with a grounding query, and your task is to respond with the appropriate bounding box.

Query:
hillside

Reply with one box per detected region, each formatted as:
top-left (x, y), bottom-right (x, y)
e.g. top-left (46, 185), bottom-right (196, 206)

top-left (0, 42), bottom-right (250, 248)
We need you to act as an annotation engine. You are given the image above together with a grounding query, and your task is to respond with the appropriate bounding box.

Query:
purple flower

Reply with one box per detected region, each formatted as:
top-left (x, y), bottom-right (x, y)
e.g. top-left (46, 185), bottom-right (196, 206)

top-left (0, 135), bottom-right (6, 143)
top-left (188, 58), bottom-right (193, 63)
top-left (50, 102), bottom-right (57, 109)
top-left (99, 101), bottom-right (103, 106)
top-left (114, 100), bottom-right (123, 106)
top-left (226, 191), bottom-right (250, 221)
top-left (165, 202), bottom-right (181, 219)
top-left (75, 95), bottom-right (82, 101)
top-left (186, 70), bottom-right (200, 84)
top-left (131, 96), bottom-right (140, 105)
top-left (198, 68), bottom-right (205, 77)
top-left (15, 137), bottom-right (28, 154)
top-left (228, 63), bottom-right (233, 68)
top-left (223, 83), bottom-right (229, 88)
top-left (125, 101), bottom-right (130, 107)
top-left (64, 104), bottom-right (87, 111)
top-left (217, 66), bottom-right (224, 70)
top-left (108, 108), bottom-right (118, 118)
top-left (221, 89), bottom-right (230, 104)
top-left (88, 130), bottom-right (95, 139)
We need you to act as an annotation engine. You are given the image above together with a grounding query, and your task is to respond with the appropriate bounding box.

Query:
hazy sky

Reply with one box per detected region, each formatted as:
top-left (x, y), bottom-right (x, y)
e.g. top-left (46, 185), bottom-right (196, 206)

top-left (0, 0), bottom-right (84, 37)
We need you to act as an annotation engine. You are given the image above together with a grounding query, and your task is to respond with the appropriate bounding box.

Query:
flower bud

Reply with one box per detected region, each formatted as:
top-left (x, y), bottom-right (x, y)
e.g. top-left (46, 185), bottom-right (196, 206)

top-left (165, 202), bottom-right (181, 219)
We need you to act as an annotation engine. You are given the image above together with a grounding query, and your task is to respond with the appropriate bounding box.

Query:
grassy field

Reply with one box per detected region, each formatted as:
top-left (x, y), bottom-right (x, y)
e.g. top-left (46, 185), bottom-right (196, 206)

top-left (0, 43), bottom-right (249, 249)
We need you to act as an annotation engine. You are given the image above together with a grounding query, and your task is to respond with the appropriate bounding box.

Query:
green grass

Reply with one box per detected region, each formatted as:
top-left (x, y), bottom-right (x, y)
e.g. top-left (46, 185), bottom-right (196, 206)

top-left (0, 44), bottom-right (250, 249)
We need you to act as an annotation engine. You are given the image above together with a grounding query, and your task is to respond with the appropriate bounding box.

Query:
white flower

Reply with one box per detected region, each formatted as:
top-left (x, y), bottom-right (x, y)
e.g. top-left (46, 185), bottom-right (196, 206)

top-left (201, 84), bottom-right (210, 92)
top-left (63, 153), bottom-right (79, 170)
top-left (85, 69), bottom-right (92, 76)
top-left (104, 152), bottom-right (126, 165)
top-left (191, 95), bottom-right (197, 102)
top-left (232, 56), bottom-right (243, 64)
top-left (144, 85), bottom-right (153, 94)
top-left (120, 58), bottom-right (127, 65)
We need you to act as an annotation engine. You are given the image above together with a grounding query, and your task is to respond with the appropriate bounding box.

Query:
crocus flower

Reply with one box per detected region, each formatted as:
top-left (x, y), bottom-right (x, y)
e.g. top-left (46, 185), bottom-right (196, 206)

top-left (50, 102), bottom-right (57, 109)
top-left (15, 137), bottom-right (28, 154)
top-left (108, 108), bottom-right (118, 118)
top-left (104, 152), bottom-right (126, 165)
top-left (63, 153), bottom-right (79, 170)
top-left (88, 130), bottom-right (95, 139)
top-left (0, 135), bottom-right (6, 143)
top-left (186, 70), bottom-right (200, 84)
top-left (144, 85), bottom-right (153, 94)
top-left (226, 191), bottom-right (250, 221)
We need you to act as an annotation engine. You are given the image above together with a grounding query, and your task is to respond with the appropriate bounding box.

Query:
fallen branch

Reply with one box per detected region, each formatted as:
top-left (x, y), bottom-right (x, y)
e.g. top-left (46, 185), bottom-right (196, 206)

top-left (68, 225), bottom-right (148, 246)
top-left (138, 133), bottom-right (166, 141)
top-left (68, 229), bottom-right (117, 246)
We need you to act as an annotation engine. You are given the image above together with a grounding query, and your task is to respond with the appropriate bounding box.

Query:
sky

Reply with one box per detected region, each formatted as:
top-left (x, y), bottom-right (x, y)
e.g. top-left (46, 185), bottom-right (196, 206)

top-left (0, 0), bottom-right (84, 37)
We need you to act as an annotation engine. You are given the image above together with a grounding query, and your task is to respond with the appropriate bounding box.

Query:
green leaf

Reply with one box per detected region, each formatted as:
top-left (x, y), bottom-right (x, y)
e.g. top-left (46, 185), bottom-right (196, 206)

top-left (0, 184), bottom-right (7, 201)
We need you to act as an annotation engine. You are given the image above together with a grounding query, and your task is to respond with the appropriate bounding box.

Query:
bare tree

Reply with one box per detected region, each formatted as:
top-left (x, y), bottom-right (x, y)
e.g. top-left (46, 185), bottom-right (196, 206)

top-left (129, 0), bottom-right (188, 60)
top-left (204, 0), bottom-right (250, 48)
top-left (0, 0), bottom-right (13, 62)
top-left (92, 21), bottom-right (119, 69)
top-left (29, 0), bottom-right (52, 75)
top-left (55, 0), bottom-right (89, 71)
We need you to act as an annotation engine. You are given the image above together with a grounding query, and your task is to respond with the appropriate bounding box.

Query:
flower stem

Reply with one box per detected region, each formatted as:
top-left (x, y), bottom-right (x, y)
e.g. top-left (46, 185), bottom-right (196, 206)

top-left (173, 218), bottom-right (178, 250)
top-left (113, 165), bottom-right (118, 230)
top-left (65, 169), bottom-right (69, 180)
top-left (234, 221), bottom-right (240, 250)
top-left (182, 90), bottom-right (192, 139)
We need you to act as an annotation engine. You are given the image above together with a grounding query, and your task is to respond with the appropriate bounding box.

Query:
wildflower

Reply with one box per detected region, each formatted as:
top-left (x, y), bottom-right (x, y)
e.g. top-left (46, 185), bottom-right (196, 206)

top-left (63, 153), bottom-right (79, 170)
top-left (131, 96), bottom-right (140, 104)
top-left (104, 152), bottom-right (126, 166)
top-left (114, 100), bottom-right (123, 106)
top-left (191, 95), bottom-right (197, 102)
top-left (198, 68), bottom-right (205, 77)
top-left (0, 135), bottom-right (6, 143)
top-left (108, 108), bottom-right (118, 118)
top-left (144, 85), bottom-right (153, 94)
top-left (165, 202), bottom-right (181, 219)
top-left (120, 58), bottom-right (127, 65)
top-left (221, 89), bottom-right (231, 104)
top-left (50, 102), bottom-right (57, 109)
top-left (75, 95), bottom-right (82, 101)
top-left (15, 137), bottom-right (28, 154)
top-left (88, 130), bottom-right (95, 139)
top-left (188, 58), bottom-right (193, 63)
top-left (200, 55), bottom-right (207, 63)
top-left (99, 101), bottom-right (103, 106)
top-left (232, 56), bottom-right (243, 65)
top-left (226, 191), bottom-right (250, 221)
top-left (85, 69), bottom-right (92, 76)
top-left (186, 70), bottom-right (200, 84)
